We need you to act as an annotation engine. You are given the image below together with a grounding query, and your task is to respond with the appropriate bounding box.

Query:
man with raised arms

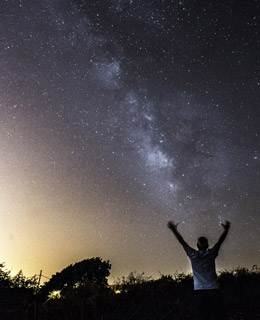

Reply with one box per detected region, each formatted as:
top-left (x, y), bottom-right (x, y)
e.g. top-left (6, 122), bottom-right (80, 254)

top-left (167, 220), bottom-right (230, 320)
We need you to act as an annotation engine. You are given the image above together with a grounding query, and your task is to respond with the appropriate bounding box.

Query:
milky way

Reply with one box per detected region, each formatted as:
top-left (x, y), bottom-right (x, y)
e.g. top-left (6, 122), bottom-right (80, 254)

top-left (0, 0), bottom-right (259, 280)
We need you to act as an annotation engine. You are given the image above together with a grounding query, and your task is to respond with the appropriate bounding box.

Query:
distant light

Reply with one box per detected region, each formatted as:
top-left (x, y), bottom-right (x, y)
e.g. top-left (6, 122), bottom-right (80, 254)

top-left (114, 289), bottom-right (121, 294)
top-left (48, 290), bottom-right (61, 300)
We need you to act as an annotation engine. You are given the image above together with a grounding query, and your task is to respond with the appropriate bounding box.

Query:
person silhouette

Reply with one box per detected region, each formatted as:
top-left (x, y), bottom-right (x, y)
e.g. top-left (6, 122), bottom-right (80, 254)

top-left (167, 220), bottom-right (230, 320)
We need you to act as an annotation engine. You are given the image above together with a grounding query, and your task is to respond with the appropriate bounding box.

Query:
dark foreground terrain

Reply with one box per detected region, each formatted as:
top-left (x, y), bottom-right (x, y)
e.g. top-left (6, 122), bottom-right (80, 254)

top-left (1, 258), bottom-right (260, 320)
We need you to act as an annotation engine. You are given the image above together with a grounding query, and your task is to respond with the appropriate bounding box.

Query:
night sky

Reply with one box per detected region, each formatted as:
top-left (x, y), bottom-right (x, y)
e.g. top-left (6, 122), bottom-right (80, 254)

top-left (0, 0), bottom-right (259, 282)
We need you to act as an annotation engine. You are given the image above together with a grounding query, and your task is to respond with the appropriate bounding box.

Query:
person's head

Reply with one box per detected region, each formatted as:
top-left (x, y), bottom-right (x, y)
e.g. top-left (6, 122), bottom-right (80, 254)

top-left (197, 236), bottom-right (209, 250)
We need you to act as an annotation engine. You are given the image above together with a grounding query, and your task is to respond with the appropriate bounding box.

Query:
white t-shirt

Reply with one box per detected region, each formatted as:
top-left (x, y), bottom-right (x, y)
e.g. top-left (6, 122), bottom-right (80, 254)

top-left (186, 245), bottom-right (219, 290)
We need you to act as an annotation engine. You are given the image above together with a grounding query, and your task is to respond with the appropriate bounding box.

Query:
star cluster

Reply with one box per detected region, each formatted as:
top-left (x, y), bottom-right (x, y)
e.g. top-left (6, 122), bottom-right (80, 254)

top-left (0, 0), bottom-right (259, 279)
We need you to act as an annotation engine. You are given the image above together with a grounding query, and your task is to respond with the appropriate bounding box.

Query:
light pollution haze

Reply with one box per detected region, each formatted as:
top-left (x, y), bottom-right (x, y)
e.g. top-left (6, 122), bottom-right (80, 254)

top-left (0, 0), bottom-right (259, 282)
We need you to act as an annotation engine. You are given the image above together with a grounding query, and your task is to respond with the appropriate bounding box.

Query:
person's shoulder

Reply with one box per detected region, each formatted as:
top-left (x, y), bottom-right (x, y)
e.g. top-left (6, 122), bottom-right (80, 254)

top-left (186, 246), bottom-right (196, 257)
top-left (209, 245), bottom-right (219, 257)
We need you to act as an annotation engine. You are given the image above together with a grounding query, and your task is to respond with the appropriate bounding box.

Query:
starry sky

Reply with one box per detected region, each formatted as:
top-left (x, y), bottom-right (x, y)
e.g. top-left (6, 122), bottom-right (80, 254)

top-left (0, 0), bottom-right (259, 282)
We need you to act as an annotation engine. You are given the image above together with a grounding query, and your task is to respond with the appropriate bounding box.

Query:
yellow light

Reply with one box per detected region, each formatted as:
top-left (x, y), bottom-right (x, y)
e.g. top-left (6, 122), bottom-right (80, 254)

top-left (114, 289), bottom-right (121, 294)
top-left (48, 290), bottom-right (61, 300)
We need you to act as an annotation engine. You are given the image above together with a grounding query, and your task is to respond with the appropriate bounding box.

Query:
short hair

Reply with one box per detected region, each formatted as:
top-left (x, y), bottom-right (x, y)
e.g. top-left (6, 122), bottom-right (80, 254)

top-left (197, 237), bottom-right (209, 250)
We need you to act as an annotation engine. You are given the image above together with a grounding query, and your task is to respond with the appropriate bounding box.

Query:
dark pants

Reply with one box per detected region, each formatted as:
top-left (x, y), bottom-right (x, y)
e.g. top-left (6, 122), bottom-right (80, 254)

top-left (194, 289), bottom-right (227, 320)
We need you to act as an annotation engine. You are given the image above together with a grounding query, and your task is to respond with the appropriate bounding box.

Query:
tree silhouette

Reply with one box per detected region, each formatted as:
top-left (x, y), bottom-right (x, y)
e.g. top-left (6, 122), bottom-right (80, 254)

top-left (41, 257), bottom-right (111, 296)
top-left (0, 263), bottom-right (12, 290)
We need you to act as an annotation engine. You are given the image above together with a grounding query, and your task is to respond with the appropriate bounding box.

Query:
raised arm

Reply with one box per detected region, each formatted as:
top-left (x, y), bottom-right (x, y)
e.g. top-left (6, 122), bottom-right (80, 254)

top-left (167, 221), bottom-right (190, 252)
top-left (214, 221), bottom-right (230, 251)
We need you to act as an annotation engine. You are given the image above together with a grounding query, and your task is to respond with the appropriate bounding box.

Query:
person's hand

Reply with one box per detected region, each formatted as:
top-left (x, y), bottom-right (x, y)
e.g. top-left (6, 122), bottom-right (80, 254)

top-left (167, 221), bottom-right (179, 231)
top-left (221, 221), bottom-right (230, 231)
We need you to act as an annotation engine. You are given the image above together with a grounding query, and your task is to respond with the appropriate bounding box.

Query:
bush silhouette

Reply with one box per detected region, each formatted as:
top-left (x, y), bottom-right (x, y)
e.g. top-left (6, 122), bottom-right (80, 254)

top-left (1, 261), bottom-right (260, 319)
top-left (40, 257), bottom-right (111, 297)
top-left (0, 263), bottom-right (38, 319)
